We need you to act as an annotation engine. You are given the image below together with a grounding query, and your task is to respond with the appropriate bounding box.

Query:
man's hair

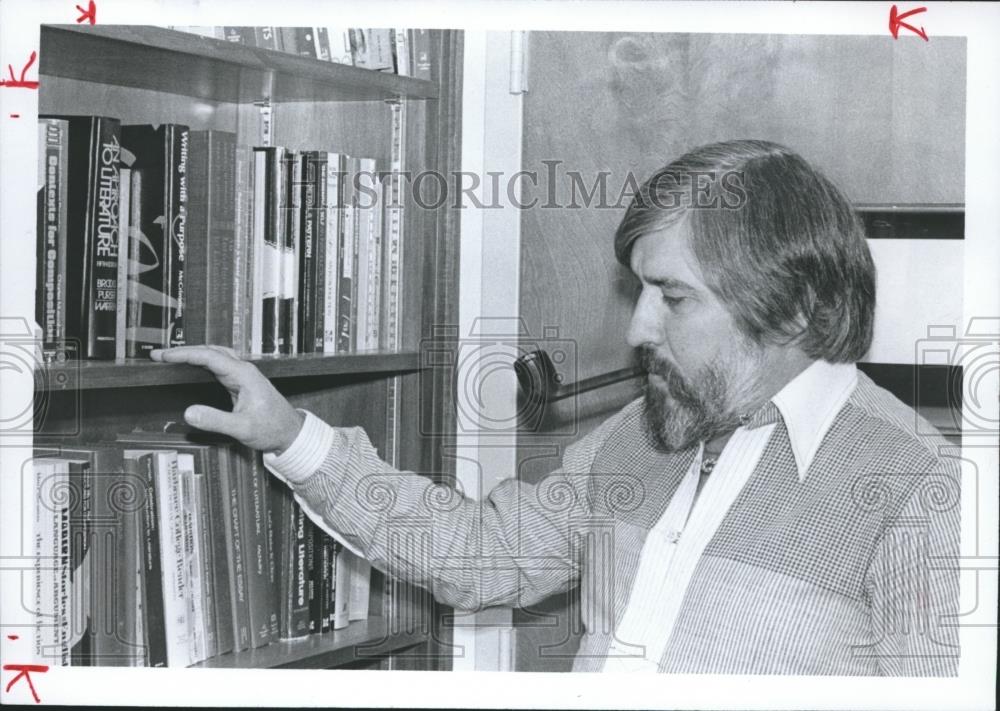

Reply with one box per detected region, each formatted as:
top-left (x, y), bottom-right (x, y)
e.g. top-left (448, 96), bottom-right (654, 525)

top-left (614, 139), bottom-right (875, 363)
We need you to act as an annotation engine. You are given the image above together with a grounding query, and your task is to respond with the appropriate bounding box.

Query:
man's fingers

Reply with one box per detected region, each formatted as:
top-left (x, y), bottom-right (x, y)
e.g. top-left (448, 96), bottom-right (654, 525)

top-left (184, 405), bottom-right (245, 440)
top-left (150, 346), bottom-right (243, 377)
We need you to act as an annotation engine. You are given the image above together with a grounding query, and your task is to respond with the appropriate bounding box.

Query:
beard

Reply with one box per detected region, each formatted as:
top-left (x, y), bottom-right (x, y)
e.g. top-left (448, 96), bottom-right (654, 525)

top-left (639, 342), bottom-right (766, 452)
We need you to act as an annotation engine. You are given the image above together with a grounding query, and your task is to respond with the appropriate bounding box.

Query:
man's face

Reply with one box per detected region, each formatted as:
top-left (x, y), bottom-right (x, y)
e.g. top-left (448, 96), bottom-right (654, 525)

top-left (626, 217), bottom-right (766, 450)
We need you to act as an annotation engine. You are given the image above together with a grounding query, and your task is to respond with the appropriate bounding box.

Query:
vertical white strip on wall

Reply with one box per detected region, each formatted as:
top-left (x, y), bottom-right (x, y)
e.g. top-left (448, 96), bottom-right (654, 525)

top-left (0, 0), bottom-right (41, 670)
top-left (453, 29), bottom-right (524, 672)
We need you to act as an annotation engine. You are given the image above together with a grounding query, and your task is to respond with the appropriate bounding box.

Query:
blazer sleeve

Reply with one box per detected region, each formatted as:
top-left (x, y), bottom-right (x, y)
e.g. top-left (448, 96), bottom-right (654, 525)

top-left (263, 406), bottom-right (632, 612)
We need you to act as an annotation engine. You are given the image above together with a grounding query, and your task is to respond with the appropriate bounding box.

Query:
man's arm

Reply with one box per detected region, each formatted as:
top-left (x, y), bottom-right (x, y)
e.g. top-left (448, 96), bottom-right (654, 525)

top-left (148, 345), bottom-right (623, 612)
top-left (262, 410), bottom-right (621, 611)
top-left (863, 462), bottom-right (961, 676)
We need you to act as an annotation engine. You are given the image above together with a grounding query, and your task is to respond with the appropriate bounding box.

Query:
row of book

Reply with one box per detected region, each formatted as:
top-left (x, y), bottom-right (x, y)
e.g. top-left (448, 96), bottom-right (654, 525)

top-left (169, 26), bottom-right (432, 79)
top-left (36, 115), bottom-right (403, 361)
top-left (30, 434), bottom-right (371, 667)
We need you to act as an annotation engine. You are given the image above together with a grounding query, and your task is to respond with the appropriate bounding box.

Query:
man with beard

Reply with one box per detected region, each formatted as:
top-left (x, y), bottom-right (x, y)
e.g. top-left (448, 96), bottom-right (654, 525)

top-left (152, 140), bottom-right (959, 675)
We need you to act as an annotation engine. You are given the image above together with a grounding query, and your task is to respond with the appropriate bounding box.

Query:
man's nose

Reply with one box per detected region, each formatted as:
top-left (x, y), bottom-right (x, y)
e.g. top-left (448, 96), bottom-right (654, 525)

top-left (625, 289), bottom-right (664, 348)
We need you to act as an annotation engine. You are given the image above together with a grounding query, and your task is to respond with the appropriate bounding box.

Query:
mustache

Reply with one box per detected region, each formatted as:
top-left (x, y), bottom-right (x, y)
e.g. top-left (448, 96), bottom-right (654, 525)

top-left (638, 346), bottom-right (678, 379)
top-left (638, 347), bottom-right (700, 405)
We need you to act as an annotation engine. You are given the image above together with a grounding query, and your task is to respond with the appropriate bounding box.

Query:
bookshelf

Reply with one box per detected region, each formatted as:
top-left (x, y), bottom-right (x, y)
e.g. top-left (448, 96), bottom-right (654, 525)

top-left (34, 24), bottom-right (463, 671)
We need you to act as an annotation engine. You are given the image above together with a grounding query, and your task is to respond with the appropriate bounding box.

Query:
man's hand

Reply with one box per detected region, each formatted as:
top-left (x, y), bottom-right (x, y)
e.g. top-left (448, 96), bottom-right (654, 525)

top-left (149, 345), bottom-right (306, 455)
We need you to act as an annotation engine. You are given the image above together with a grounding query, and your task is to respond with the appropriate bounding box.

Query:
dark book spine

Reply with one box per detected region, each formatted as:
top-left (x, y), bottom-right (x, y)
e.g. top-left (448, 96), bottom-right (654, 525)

top-left (193, 473), bottom-right (217, 660)
top-left (307, 521), bottom-right (323, 634)
top-left (257, 147), bottom-right (281, 355)
top-left (274, 485), bottom-right (294, 638)
top-left (134, 454), bottom-right (167, 667)
top-left (168, 126), bottom-right (188, 347)
top-left (36, 120), bottom-right (70, 363)
top-left (222, 27), bottom-right (253, 44)
top-left (289, 502), bottom-right (310, 637)
top-left (239, 449), bottom-right (272, 647)
top-left (411, 29), bottom-right (432, 81)
top-left (278, 151), bottom-right (299, 355)
top-left (314, 27), bottom-right (331, 61)
top-left (121, 124), bottom-right (190, 356)
top-left (221, 447), bottom-right (250, 651)
top-left (254, 26), bottom-right (279, 50)
top-left (57, 116), bottom-right (121, 359)
top-left (188, 130), bottom-right (237, 347)
top-left (118, 457), bottom-right (143, 666)
top-left (298, 152), bottom-right (318, 353)
top-left (204, 448), bottom-right (234, 655)
top-left (337, 158), bottom-right (356, 352)
top-left (279, 28), bottom-right (299, 55)
top-left (262, 461), bottom-right (280, 640)
top-left (294, 27), bottom-right (317, 57)
top-left (319, 534), bottom-right (332, 633)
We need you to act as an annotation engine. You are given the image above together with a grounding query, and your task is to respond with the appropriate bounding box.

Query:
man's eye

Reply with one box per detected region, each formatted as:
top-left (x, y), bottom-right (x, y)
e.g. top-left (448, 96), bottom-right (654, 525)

top-left (661, 294), bottom-right (685, 307)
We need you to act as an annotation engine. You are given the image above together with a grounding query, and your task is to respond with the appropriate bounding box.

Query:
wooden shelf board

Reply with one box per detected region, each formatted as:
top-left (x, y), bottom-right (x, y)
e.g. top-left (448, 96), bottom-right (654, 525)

top-left (37, 351), bottom-right (422, 391)
top-left (39, 25), bottom-right (439, 103)
top-left (191, 617), bottom-right (426, 669)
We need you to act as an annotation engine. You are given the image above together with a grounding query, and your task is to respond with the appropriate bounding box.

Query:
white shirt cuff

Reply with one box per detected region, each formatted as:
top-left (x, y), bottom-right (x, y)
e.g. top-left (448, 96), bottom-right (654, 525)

top-left (262, 409), bottom-right (335, 485)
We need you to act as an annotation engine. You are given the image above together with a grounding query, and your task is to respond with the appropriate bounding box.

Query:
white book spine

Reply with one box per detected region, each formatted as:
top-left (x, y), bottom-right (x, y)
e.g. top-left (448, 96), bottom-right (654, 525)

top-left (153, 451), bottom-right (190, 667)
top-left (176, 453), bottom-right (205, 665)
top-left (323, 153), bottom-right (341, 352)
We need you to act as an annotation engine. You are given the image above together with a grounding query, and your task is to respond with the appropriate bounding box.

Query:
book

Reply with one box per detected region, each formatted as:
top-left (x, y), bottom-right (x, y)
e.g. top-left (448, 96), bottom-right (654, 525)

top-left (313, 27), bottom-right (332, 61)
top-left (298, 152), bottom-right (324, 353)
top-left (39, 115), bottom-right (122, 359)
top-left (252, 147), bottom-right (284, 355)
top-left (392, 29), bottom-right (410, 76)
top-left (346, 550), bottom-right (372, 622)
top-left (115, 166), bottom-right (132, 359)
top-left (411, 29), bottom-right (432, 81)
top-left (351, 29), bottom-right (394, 71)
top-left (176, 453), bottom-right (206, 664)
top-left (233, 144), bottom-right (254, 354)
top-left (122, 451), bottom-right (167, 667)
top-left (29, 459), bottom-right (71, 665)
top-left (187, 130), bottom-right (237, 347)
top-left (326, 28), bottom-right (353, 65)
top-left (337, 156), bottom-right (358, 352)
top-left (332, 542), bottom-right (350, 630)
top-left (36, 118), bottom-right (71, 362)
top-left (222, 27), bottom-right (253, 44)
top-left (254, 26), bottom-right (279, 51)
top-left (323, 153), bottom-right (344, 352)
top-left (238, 448), bottom-right (274, 648)
top-left (279, 151), bottom-right (301, 355)
top-left (121, 123), bottom-right (189, 357)
top-left (294, 28), bottom-right (317, 58)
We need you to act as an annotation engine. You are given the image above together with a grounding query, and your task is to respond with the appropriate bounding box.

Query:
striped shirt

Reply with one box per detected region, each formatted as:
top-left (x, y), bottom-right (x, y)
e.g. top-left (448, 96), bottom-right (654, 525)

top-left (263, 361), bottom-right (960, 675)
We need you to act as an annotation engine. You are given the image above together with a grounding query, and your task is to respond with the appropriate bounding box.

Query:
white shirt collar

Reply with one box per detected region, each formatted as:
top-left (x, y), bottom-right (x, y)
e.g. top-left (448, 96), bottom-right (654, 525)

top-left (769, 360), bottom-right (858, 482)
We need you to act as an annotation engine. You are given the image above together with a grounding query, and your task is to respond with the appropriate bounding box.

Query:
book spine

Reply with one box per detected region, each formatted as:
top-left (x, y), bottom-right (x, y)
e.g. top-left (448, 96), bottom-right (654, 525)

top-left (326, 27), bottom-right (352, 65)
top-left (314, 27), bottom-right (331, 61)
top-left (233, 144), bottom-right (253, 355)
top-left (189, 130), bottom-right (237, 347)
top-left (239, 448), bottom-right (272, 647)
top-left (323, 154), bottom-right (341, 352)
top-left (133, 454), bottom-right (167, 667)
top-left (203, 448), bottom-right (234, 655)
top-left (167, 126), bottom-right (189, 347)
top-left (319, 535), bottom-right (332, 633)
top-left (118, 456), bottom-right (145, 666)
top-left (89, 118), bottom-right (121, 358)
top-left (355, 165), bottom-right (371, 352)
top-left (288, 502), bottom-right (310, 637)
top-left (337, 158), bottom-right (356, 352)
top-left (307, 521), bottom-right (322, 634)
top-left (256, 147), bottom-right (282, 355)
top-left (193, 471), bottom-right (217, 660)
top-left (369, 175), bottom-right (384, 350)
top-left (121, 124), bottom-right (188, 357)
top-left (220, 447), bottom-right (250, 651)
top-left (347, 552), bottom-right (371, 621)
top-left (125, 170), bottom-right (142, 357)
top-left (177, 454), bottom-right (204, 665)
top-left (274, 486), bottom-right (294, 638)
top-left (255, 26), bottom-right (279, 50)
top-left (298, 152), bottom-right (317, 354)
top-left (115, 167), bottom-right (131, 359)
top-left (383, 104), bottom-right (406, 352)
top-left (279, 28), bottom-right (299, 56)
top-left (411, 29), bottom-right (432, 81)
top-left (294, 27), bottom-right (317, 57)
top-left (368, 29), bottom-right (395, 72)
top-left (392, 29), bottom-right (409, 76)
top-left (332, 543), bottom-right (350, 630)
top-left (279, 151), bottom-right (300, 355)
top-left (153, 452), bottom-right (191, 666)
top-left (222, 27), bottom-right (252, 44)
top-left (36, 119), bottom-right (69, 363)
top-left (310, 154), bottom-right (328, 353)
top-left (263, 462), bottom-right (280, 640)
